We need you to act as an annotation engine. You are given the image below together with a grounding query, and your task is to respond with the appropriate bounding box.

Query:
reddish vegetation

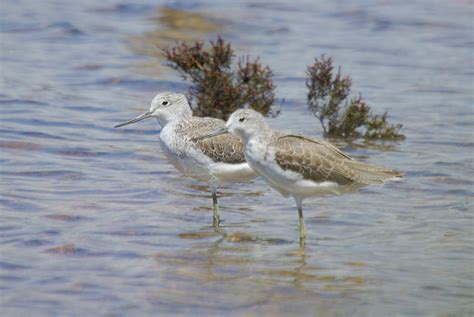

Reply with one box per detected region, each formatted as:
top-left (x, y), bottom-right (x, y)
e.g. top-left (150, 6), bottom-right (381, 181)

top-left (162, 36), bottom-right (276, 120)
top-left (307, 55), bottom-right (404, 140)
top-left (162, 37), bottom-right (403, 140)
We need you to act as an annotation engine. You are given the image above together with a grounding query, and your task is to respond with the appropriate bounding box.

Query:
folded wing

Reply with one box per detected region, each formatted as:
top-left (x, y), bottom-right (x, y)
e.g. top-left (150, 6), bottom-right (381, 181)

top-left (275, 135), bottom-right (402, 185)
top-left (179, 118), bottom-right (246, 164)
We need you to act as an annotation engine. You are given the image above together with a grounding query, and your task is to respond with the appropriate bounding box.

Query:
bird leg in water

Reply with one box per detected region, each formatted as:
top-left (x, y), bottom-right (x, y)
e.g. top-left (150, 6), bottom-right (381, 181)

top-left (210, 182), bottom-right (220, 229)
top-left (296, 198), bottom-right (307, 249)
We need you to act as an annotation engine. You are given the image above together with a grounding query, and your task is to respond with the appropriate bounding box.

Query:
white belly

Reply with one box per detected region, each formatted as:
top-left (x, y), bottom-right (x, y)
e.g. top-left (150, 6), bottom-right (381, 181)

top-left (159, 137), bottom-right (211, 181)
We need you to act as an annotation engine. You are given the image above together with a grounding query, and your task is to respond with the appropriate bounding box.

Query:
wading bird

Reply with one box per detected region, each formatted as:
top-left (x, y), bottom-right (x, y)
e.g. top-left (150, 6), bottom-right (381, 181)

top-left (115, 93), bottom-right (257, 228)
top-left (195, 109), bottom-right (402, 247)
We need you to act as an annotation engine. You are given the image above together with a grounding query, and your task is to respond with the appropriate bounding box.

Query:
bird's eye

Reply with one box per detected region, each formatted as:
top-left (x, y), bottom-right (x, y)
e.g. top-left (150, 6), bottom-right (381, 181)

top-left (239, 117), bottom-right (245, 122)
top-left (162, 101), bottom-right (169, 106)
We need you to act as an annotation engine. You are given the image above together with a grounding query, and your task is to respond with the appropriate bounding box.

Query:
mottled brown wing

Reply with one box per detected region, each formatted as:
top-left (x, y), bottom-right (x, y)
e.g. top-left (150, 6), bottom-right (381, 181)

top-left (275, 135), bottom-right (402, 185)
top-left (180, 118), bottom-right (246, 164)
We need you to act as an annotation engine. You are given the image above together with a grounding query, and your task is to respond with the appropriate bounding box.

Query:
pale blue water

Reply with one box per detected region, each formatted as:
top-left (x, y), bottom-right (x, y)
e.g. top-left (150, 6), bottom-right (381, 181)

top-left (1, 1), bottom-right (472, 316)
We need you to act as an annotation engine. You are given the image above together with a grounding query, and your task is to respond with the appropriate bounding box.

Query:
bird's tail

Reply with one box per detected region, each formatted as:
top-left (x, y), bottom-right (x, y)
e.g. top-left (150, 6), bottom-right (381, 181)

top-left (346, 160), bottom-right (403, 185)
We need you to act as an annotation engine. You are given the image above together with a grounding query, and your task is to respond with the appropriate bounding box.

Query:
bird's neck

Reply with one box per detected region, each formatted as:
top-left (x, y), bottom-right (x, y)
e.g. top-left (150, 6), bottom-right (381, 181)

top-left (157, 107), bottom-right (192, 127)
top-left (241, 126), bottom-right (272, 151)
top-left (255, 123), bottom-right (273, 140)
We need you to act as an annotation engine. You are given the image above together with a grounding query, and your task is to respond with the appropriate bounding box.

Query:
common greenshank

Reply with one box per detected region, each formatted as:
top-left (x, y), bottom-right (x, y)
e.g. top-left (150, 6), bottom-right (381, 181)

top-left (114, 92), bottom-right (257, 228)
top-left (196, 109), bottom-right (402, 247)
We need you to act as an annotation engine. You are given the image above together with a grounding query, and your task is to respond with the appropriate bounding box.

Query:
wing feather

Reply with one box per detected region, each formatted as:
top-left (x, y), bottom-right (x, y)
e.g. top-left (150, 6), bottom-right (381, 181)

top-left (177, 118), bottom-right (246, 164)
top-left (275, 135), bottom-right (402, 185)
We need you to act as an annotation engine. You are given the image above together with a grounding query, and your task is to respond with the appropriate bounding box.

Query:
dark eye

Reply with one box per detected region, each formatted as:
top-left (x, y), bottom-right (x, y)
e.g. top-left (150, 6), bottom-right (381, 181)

top-left (239, 117), bottom-right (245, 122)
top-left (162, 101), bottom-right (169, 106)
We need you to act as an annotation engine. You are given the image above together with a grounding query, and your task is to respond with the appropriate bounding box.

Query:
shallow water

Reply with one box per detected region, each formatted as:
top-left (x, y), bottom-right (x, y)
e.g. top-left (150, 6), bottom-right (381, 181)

top-left (1, 1), bottom-right (472, 316)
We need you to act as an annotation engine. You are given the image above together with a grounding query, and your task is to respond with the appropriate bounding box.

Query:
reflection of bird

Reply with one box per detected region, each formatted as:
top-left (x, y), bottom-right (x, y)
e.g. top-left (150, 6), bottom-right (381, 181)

top-left (196, 109), bottom-right (402, 248)
top-left (114, 92), bottom-right (256, 228)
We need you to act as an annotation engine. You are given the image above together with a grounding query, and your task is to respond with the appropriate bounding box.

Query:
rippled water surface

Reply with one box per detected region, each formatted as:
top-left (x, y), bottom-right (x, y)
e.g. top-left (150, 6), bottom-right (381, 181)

top-left (1, 1), bottom-right (473, 316)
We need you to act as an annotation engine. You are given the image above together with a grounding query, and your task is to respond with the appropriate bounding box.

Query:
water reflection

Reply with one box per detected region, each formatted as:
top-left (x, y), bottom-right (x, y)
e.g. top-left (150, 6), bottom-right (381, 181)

top-left (152, 226), bottom-right (368, 310)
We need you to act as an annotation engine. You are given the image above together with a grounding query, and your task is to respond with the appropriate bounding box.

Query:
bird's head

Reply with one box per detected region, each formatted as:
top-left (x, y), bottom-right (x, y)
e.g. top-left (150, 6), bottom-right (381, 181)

top-left (114, 92), bottom-right (191, 128)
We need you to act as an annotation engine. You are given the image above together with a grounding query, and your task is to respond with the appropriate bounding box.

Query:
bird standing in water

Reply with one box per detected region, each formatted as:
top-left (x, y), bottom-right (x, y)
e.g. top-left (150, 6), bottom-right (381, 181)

top-left (196, 109), bottom-right (402, 248)
top-left (115, 92), bottom-right (257, 228)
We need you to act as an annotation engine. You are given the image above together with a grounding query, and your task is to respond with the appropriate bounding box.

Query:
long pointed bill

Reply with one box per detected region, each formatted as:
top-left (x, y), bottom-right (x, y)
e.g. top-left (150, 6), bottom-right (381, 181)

top-left (114, 111), bottom-right (152, 128)
top-left (193, 127), bottom-right (229, 142)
